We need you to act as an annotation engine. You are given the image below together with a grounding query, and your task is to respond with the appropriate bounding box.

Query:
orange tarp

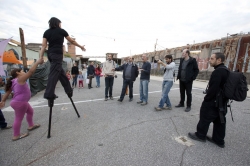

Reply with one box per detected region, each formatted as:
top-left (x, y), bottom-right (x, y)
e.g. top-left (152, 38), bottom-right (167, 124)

top-left (3, 50), bottom-right (34, 65)
top-left (3, 50), bottom-right (21, 64)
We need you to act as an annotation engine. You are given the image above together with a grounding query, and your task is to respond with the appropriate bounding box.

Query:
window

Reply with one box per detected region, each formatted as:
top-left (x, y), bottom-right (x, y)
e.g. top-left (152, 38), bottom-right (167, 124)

top-left (211, 48), bottom-right (221, 54)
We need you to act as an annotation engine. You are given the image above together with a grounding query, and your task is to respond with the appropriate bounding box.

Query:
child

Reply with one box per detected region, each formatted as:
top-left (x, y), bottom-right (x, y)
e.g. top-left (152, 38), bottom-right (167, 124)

top-left (0, 57), bottom-right (44, 141)
top-left (78, 71), bottom-right (84, 88)
top-left (66, 71), bottom-right (71, 81)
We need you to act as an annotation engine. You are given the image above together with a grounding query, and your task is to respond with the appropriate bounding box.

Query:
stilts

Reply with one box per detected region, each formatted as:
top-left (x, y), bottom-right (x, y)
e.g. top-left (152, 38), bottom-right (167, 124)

top-left (47, 99), bottom-right (54, 138)
top-left (47, 91), bottom-right (80, 138)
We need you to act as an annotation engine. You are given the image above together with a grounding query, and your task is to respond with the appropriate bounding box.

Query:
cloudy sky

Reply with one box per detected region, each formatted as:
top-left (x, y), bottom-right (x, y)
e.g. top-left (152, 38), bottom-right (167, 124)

top-left (0, 0), bottom-right (250, 61)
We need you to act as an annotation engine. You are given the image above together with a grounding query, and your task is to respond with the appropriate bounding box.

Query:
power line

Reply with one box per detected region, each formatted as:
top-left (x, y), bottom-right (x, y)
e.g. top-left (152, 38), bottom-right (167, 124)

top-left (0, 20), bottom-right (191, 44)
top-left (0, 20), bottom-right (46, 29)
top-left (156, 43), bottom-right (166, 49)
top-left (0, 20), bottom-right (115, 40)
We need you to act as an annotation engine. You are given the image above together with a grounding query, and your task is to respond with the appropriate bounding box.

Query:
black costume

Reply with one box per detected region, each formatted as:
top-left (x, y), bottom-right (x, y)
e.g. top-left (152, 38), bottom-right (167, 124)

top-left (43, 27), bottom-right (72, 99)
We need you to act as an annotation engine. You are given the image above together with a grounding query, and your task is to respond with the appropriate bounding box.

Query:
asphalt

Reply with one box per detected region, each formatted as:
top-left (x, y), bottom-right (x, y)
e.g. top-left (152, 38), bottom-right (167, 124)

top-left (0, 72), bottom-right (250, 166)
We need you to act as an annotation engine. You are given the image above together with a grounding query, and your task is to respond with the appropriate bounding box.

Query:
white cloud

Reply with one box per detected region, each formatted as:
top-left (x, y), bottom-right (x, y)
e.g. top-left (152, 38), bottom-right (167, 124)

top-left (0, 0), bottom-right (250, 58)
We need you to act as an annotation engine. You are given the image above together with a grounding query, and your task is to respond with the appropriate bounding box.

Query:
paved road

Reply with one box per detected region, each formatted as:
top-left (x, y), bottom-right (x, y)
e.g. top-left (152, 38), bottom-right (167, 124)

top-left (1, 72), bottom-right (249, 166)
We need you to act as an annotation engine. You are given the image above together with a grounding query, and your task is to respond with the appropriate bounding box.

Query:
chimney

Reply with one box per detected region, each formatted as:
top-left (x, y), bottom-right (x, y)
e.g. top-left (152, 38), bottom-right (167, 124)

top-left (67, 37), bottom-right (76, 59)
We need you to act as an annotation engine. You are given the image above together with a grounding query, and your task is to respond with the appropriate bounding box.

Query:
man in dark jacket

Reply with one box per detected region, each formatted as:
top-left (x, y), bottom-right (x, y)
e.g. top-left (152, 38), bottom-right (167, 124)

top-left (114, 56), bottom-right (139, 102)
top-left (87, 62), bottom-right (95, 89)
top-left (176, 49), bottom-right (199, 112)
top-left (71, 63), bottom-right (79, 88)
top-left (188, 52), bottom-right (228, 148)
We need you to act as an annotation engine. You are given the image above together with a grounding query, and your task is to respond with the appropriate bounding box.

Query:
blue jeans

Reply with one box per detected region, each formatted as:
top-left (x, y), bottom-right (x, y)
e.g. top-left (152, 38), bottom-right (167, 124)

top-left (72, 74), bottom-right (78, 87)
top-left (158, 80), bottom-right (173, 108)
top-left (140, 80), bottom-right (149, 102)
top-left (96, 75), bottom-right (100, 87)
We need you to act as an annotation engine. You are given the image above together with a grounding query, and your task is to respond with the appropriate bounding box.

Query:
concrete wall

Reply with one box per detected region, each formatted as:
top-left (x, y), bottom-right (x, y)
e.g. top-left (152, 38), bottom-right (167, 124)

top-left (123, 34), bottom-right (250, 83)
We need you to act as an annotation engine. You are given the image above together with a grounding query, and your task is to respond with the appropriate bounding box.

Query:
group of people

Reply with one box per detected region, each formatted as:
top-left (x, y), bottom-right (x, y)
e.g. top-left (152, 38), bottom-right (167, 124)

top-left (107, 49), bottom-right (228, 148)
top-left (69, 62), bottom-right (102, 89)
top-left (108, 49), bottom-right (199, 112)
top-left (0, 17), bottom-right (230, 149)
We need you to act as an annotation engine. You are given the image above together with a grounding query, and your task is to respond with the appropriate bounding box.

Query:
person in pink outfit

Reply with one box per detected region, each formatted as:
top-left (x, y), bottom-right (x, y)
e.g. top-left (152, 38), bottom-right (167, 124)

top-left (0, 57), bottom-right (44, 141)
top-left (95, 64), bottom-right (102, 88)
top-left (66, 71), bottom-right (71, 81)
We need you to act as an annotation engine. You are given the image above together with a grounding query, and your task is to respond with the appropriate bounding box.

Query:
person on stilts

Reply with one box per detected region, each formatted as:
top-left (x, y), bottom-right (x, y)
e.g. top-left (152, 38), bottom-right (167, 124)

top-left (39, 17), bottom-right (86, 138)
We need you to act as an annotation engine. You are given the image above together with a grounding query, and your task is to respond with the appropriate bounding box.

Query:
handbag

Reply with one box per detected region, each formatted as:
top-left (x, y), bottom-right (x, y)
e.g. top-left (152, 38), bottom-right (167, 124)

top-left (87, 75), bottom-right (94, 79)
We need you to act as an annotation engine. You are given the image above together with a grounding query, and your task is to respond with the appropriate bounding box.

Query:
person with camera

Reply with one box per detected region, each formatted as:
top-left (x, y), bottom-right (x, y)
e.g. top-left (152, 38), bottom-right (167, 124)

top-left (154, 55), bottom-right (175, 111)
top-left (188, 52), bottom-right (228, 148)
top-left (87, 62), bottom-right (95, 89)
top-left (113, 56), bottom-right (138, 102)
top-left (103, 54), bottom-right (116, 101)
top-left (175, 49), bottom-right (199, 112)
top-left (137, 54), bottom-right (151, 106)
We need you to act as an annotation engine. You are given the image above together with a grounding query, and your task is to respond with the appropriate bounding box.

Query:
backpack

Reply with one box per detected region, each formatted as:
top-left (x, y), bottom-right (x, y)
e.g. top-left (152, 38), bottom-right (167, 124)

top-left (221, 67), bottom-right (248, 122)
top-left (206, 66), bottom-right (249, 122)
top-left (222, 67), bottom-right (248, 101)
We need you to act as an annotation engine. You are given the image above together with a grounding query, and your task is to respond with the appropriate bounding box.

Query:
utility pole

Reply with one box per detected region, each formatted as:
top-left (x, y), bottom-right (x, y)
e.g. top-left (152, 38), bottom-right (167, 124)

top-left (154, 39), bottom-right (158, 56)
top-left (19, 28), bottom-right (27, 71)
top-left (154, 39), bottom-right (158, 74)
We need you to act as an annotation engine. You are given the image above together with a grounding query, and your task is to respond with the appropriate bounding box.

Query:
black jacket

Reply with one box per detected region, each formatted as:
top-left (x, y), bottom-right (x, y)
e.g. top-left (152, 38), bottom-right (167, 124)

top-left (87, 65), bottom-right (95, 76)
top-left (204, 63), bottom-right (228, 102)
top-left (71, 66), bottom-right (79, 75)
top-left (115, 63), bottom-right (139, 81)
top-left (140, 61), bottom-right (151, 80)
top-left (177, 57), bottom-right (199, 83)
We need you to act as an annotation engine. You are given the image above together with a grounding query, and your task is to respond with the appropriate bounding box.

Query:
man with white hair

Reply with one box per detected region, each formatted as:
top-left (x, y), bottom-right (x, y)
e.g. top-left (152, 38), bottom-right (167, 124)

top-left (113, 56), bottom-right (138, 102)
top-left (137, 54), bottom-right (151, 105)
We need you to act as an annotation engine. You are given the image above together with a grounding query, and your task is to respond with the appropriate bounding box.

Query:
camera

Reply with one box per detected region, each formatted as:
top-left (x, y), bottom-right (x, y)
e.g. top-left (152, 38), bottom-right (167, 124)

top-left (154, 59), bottom-right (162, 63)
top-left (203, 85), bottom-right (209, 94)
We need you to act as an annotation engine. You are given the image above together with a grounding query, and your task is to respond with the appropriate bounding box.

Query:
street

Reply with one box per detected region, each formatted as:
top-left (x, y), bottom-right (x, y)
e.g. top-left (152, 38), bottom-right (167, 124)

top-left (0, 72), bottom-right (249, 166)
